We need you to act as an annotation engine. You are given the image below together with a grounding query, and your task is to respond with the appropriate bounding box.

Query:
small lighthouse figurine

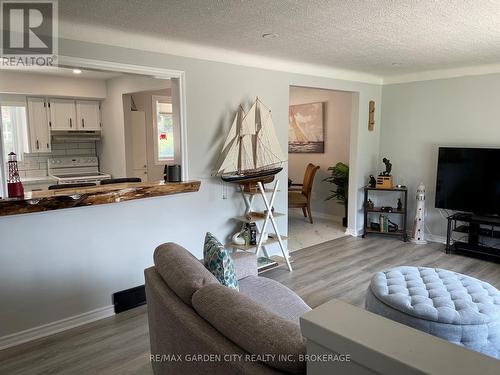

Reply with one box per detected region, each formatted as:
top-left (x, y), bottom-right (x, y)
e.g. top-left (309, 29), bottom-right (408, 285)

top-left (7, 152), bottom-right (24, 199)
top-left (411, 183), bottom-right (427, 244)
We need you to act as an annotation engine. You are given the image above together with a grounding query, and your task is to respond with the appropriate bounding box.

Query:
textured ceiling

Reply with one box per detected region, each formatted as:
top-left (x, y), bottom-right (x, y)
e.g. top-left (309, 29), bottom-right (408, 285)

top-left (58, 0), bottom-right (500, 76)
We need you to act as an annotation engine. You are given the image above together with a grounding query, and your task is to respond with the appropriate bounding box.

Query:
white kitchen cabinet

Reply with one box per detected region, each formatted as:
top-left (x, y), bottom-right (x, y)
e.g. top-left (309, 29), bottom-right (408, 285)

top-left (49, 98), bottom-right (76, 130)
top-left (27, 97), bottom-right (51, 153)
top-left (76, 100), bottom-right (101, 130)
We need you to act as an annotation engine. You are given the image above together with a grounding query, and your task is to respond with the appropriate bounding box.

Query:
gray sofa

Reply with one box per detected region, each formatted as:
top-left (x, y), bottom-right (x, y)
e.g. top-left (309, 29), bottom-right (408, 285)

top-left (144, 242), bottom-right (311, 375)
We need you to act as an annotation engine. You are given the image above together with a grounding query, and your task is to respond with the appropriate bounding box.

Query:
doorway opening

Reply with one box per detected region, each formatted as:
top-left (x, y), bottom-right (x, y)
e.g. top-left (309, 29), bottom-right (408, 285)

top-left (123, 85), bottom-right (182, 182)
top-left (287, 85), bottom-right (354, 252)
top-left (0, 57), bottom-right (187, 197)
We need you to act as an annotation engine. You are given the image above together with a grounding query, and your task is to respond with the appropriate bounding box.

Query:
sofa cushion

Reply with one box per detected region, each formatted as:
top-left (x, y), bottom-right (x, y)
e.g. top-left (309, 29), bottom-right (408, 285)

top-left (239, 276), bottom-right (311, 323)
top-left (231, 251), bottom-right (258, 280)
top-left (192, 283), bottom-right (306, 375)
top-left (203, 232), bottom-right (239, 290)
top-left (154, 242), bottom-right (218, 306)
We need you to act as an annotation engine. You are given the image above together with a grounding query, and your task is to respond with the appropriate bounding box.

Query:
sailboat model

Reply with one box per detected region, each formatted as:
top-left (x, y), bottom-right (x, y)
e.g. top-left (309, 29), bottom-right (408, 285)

top-left (215, 98), bottom-right (286, 185)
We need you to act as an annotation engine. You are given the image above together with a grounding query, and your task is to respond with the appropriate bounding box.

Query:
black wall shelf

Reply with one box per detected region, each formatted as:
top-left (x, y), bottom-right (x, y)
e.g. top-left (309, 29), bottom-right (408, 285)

top-left (362, 186), bottom-right (408, 242)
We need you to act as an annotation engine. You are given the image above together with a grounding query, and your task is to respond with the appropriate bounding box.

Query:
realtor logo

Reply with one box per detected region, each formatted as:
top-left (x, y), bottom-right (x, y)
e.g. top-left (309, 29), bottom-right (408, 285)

top-left (1, 0), bottom-right (58, 68)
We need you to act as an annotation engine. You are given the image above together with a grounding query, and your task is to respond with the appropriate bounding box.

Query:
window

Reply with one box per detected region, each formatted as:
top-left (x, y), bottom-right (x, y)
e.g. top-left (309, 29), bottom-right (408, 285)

top-left (1, 105), bottom-right (28, 162)
top-left (153, 96), bottom-right (178, 164)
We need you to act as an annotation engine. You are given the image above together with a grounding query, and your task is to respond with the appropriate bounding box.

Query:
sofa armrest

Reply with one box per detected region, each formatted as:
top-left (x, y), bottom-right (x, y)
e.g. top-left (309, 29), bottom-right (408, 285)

top-left (231, 251), bottom-right (258, 280)
top-left (300, 299), bottom-right (499, 375)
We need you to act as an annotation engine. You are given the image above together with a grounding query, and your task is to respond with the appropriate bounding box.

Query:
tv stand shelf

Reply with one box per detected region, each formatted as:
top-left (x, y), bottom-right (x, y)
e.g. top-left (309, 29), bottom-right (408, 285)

top-left (454, 225), bottom-right (500, 239)
top-left (446, 213), bottom-right (500, 262)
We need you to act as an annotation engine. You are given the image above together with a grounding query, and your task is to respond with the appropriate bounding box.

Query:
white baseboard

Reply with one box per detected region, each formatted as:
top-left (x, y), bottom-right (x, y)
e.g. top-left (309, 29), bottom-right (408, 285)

top-left (426, 233), bottom-right (447, 244)
top-left (345, 228), bottom-right (361, 237)
top-left (0, 305), bottom-right (115, 351)
top-left (345, 228), bottom-right (446, 244)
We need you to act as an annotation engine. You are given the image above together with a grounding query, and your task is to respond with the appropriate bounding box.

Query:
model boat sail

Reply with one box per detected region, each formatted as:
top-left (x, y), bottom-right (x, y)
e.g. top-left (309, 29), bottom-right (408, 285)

top-left (289, 107), bottom-right (308, 143)
top-left (215, 98), bottom-right (286, 183)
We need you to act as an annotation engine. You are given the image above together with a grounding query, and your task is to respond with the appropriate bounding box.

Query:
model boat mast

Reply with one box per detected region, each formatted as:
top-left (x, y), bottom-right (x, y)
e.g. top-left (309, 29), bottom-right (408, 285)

top-left (215, 97), bottom-right (285, 183)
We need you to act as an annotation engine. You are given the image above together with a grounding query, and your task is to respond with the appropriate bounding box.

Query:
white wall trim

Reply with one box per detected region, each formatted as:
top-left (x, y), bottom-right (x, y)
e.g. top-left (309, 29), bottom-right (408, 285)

top-left (59, 55), bottom-right (189, 181)
top-left (59, 21), bottom-right (383, 85)
top-left (0, 305), bottom-right (114, 351)
top-left (426, 233), bottom-right (447, 244)
top-left (383, 63), bottom-right (500, 85)
top-left (345, 228), bottom-right (360, 237)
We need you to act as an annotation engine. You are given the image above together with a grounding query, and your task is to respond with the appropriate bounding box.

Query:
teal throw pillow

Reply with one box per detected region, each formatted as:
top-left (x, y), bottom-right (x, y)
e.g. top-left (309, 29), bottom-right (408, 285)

top-left (203, 232), bottom-right (239, 291)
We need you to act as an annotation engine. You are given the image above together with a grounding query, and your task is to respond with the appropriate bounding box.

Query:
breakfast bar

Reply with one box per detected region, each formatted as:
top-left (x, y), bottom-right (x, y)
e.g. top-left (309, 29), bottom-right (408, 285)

top-left (0, 180), bottom-right (201, 217)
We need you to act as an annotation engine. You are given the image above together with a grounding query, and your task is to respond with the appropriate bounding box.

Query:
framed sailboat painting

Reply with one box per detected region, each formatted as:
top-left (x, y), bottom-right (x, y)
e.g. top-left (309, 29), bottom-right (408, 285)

top-left (288, 102), bottom-right (325, 153)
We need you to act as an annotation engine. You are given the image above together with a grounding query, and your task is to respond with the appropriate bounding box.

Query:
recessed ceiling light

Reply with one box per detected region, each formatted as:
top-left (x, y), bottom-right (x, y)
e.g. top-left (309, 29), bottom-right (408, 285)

top-left (262, 33), bottom-right (279, 39)
top-left (72, 69), bottom-right (82, 74)
top-left (391, 62), bottom-right (402, 67)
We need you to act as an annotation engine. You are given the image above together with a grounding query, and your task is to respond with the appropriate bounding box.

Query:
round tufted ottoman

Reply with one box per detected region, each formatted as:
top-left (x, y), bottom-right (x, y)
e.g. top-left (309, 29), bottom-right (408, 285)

top-left (365, 266), bottom-right (500, 359)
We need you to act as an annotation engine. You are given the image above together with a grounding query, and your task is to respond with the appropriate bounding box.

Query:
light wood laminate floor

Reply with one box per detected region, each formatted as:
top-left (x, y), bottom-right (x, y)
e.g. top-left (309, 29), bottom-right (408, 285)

top-left (1, 236), bottom-right (499, 374)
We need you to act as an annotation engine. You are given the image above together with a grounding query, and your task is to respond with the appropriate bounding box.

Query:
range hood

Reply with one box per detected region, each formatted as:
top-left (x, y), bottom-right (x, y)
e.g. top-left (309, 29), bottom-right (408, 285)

top-left (51, 131), bottom-right (101, 142)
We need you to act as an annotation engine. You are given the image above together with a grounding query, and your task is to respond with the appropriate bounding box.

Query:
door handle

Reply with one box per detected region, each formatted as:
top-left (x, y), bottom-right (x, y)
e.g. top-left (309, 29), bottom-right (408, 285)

top-left (69, 118), bottom-right (72, 128)
top-left (36, 140), bottom-right (39, 150)
top-left (82, 118), bottom-right (85, 128)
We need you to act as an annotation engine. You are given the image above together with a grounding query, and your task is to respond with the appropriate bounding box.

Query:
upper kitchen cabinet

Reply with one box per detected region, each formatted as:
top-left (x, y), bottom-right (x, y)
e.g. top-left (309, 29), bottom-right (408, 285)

top-left (49, 98), bottom-right (77, 130)
top-left (76, 100), bottom-right (101, 130)
top-left (27, 97), bottom-right (51, 153)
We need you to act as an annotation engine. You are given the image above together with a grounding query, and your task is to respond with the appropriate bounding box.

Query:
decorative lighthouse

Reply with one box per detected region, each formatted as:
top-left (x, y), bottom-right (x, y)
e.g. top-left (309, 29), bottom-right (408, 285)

top-left (411, 183), bottom-right (427, 244)
top-left (7, 152), bottom-right (24, 199)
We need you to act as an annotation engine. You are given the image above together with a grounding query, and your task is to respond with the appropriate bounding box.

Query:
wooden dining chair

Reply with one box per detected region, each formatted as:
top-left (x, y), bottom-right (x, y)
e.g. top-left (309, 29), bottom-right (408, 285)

top-left (288, 163), bottom-right (320, 224)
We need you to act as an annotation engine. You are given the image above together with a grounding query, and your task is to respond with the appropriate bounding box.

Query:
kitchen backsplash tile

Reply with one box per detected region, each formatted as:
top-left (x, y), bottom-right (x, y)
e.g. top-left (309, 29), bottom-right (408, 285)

top-left (16, 141), bottom-right (97, 177)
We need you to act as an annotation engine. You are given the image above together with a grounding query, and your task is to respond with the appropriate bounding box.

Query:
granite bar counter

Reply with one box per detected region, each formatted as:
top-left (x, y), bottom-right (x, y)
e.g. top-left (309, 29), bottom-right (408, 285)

top-left (0, 180), bottom-right (201, 217)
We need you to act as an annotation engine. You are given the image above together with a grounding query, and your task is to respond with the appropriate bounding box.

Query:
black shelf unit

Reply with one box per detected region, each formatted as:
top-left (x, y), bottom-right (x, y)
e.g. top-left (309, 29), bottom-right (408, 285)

top-left (446, 213), bottom-right (500, 262)
top-left (362, 186), bottom-right (408, 242)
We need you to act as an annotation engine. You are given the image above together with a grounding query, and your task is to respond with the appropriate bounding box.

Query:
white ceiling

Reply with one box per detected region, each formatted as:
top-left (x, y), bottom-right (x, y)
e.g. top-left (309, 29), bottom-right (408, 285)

top-left (59, 0), bottom-right (500, 78)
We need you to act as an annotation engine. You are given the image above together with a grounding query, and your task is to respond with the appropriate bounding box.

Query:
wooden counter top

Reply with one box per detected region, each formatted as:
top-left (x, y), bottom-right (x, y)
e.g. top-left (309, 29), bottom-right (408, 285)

top-left (0, 180), bottom-right (201, 217)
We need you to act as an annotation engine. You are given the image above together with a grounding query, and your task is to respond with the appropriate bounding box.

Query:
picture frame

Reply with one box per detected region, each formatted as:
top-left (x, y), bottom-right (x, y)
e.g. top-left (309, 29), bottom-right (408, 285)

top-left (288, 102), bottom-right (325, 153)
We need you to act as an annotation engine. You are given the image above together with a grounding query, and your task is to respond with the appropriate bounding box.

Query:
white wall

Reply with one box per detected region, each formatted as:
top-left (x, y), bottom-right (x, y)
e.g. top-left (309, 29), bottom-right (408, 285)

top-left (289, 87), bottom-right (352, 219)
top-left (100, 75), bottom-right (170, 177)
top-left (0, 38), bottom-right (382, 340)
top-left (0, 70), bottom-right (106, 98)
top-left (380, 74), bottom-right (500, 240)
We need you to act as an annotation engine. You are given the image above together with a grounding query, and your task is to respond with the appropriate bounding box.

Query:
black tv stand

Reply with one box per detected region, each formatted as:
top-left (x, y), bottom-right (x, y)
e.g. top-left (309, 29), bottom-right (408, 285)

top-left (446, 213), bottom-right (500, 262)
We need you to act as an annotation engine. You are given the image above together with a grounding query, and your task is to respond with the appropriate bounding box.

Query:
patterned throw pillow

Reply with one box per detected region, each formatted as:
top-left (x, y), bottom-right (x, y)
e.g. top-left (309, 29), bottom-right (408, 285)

top-left (203, 232), bottom-right (239, 291)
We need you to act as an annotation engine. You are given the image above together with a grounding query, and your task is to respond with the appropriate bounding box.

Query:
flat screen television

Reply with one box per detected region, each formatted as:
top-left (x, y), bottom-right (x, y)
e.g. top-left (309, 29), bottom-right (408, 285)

top-left (435, 147), bottom-right (500, 216)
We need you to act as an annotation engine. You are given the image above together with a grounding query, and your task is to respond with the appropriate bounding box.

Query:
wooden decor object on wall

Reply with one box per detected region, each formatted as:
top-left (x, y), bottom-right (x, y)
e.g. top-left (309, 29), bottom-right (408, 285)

top-left (368, 100), bottom-right (375, 131)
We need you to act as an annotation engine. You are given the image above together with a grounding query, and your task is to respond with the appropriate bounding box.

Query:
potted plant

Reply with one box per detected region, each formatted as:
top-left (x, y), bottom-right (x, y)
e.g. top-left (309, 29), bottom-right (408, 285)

top-left (324, 162), bottom-right (349, 227)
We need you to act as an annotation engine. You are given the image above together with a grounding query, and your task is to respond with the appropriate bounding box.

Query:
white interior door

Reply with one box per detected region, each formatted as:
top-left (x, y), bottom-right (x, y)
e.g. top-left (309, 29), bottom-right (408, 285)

top-left (131, 111), bottom-right (148, 181)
